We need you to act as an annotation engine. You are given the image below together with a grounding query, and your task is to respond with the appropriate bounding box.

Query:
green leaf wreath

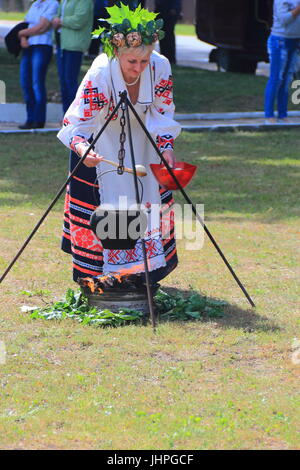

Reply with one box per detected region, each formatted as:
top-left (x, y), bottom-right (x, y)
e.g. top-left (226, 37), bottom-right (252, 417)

top-left (92, 2), bottom-right (165, 57)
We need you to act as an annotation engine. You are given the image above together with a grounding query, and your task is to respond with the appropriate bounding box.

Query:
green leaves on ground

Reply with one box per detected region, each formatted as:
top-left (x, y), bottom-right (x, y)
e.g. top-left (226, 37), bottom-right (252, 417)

top-left (30, 288), bottom-right (144, 327)
top-left (155, 289), bottom-right (226, 321)
top-left (29, 288), bottom-right (225, 327)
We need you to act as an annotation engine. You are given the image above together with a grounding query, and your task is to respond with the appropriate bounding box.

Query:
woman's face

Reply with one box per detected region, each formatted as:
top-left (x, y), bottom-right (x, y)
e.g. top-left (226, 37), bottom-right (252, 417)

top-left (118, 50), bottom-right (151, 82)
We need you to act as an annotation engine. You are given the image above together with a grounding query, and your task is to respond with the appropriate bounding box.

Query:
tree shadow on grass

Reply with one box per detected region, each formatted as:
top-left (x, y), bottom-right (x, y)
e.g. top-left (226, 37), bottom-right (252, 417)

top-left (155, 286), bottom-right (281, 333)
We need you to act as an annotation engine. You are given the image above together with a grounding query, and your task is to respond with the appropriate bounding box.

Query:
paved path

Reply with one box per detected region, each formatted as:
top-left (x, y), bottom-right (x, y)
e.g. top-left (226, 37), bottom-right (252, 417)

top-left (2, 111), bottom-right (300, 134)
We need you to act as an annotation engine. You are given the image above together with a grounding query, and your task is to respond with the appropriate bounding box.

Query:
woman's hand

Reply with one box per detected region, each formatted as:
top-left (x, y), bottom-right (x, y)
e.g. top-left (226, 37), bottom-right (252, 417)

top-left (18, 29), bottom-right (28, 38)
top-left (20, 36), bottom-right (29, 48)
top-left (76, 143), bottom-right (104, 168)
top-left (162, 149), bottom-right (177, 168)
top-left (52, 17), bottom-right (62, 30)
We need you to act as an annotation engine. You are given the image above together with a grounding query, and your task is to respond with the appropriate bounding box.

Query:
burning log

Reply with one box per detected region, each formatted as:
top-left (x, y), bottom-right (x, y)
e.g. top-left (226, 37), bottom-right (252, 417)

top-left (78, 271), bottom-right (160, 316)
top-left (78, 272), bottom-right (149, 294)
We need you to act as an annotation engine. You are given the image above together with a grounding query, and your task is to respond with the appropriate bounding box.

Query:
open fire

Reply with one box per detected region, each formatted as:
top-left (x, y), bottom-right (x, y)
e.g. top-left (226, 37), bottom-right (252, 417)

top-left (78, 260), bottom-right (152, 294)
top-left (78, 272), bottom-right (148, 294)
top-left (78, 266), bottom-right (159, 315)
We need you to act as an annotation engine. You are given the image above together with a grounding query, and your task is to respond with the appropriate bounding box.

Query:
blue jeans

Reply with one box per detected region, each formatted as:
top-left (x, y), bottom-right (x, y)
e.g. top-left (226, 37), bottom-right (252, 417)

top-left (56, 49), bottom-right (83, 114)
top-left (20, 45), bottom-right (53, 124)
top-left (264, 35), bottom-right (300, 118)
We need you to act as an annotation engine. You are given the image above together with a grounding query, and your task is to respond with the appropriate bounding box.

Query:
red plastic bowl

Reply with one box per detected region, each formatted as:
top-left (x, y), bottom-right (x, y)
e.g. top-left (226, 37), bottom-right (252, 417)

top-left (150, 162), bottom-right (197, 190)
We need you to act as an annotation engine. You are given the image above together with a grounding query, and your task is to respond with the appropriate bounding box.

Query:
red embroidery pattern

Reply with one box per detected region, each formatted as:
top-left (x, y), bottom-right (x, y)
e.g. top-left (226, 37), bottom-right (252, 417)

top-left (155, 76), bottom-right (173, 106)
top-left (108, 250), bottom-right (122, 263)
top-left (156, 134), bottom-right (174, 151)
top-left (69, 135), bottom-right (87, 153)
top-left (72, 247), bottom-right (103, 260)
top-left (73, 227), bottom-right (97, 250)
top-left (81, 80), bottom-right (108, 118)
top-left (105, 238), bottom-right (163, 266)
top-left (63, 117), bottom-right (70, 127)
top-left (125, 249), bottom-right (137, 262)
top-left (145, 238), bottom-right (157, 257)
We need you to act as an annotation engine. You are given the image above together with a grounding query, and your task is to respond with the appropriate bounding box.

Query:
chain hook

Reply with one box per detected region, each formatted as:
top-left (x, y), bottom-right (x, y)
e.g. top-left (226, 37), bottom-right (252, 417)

top-left (117, 105), bottom-right (126, 175)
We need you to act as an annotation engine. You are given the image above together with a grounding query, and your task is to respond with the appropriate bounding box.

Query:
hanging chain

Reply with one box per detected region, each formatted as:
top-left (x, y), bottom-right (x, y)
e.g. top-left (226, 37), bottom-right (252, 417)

top-left (117, 104), bottom-right (126, 175)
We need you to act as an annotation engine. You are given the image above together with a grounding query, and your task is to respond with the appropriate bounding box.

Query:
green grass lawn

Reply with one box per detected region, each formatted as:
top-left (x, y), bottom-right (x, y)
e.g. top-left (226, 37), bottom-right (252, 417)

top-left (176, 23), bottom-right (196, 36)
top-left (0, 11), bottom-right (25, 21)
top-left (0, 47), bottom-right (273, 113)
top-left (0, 130), bottom-right (300, 449)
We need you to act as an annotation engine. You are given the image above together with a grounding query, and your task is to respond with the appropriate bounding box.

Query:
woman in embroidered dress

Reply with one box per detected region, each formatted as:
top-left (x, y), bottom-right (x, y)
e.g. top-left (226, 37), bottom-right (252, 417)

top-left (57, 2), bottom-right (181, 283)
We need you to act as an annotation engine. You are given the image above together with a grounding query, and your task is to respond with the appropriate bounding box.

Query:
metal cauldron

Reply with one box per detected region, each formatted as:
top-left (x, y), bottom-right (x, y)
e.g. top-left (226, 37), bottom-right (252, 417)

top-left (90, 206), bottom-right (148, 250)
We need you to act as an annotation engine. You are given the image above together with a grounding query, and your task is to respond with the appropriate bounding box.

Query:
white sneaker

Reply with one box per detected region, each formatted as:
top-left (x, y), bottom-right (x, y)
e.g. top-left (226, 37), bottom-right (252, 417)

top-left (264, 118), bottom-right (277, 125)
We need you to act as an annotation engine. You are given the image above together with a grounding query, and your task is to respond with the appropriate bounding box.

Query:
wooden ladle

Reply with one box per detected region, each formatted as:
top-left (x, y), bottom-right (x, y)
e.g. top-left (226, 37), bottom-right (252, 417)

top-left (101, 158), bottom-right (147, 177)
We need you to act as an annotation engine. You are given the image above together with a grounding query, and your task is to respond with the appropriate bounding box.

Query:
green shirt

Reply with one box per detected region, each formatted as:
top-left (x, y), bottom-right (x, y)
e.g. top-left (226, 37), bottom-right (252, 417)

top-left (58, 0), bottom-right (94, 52)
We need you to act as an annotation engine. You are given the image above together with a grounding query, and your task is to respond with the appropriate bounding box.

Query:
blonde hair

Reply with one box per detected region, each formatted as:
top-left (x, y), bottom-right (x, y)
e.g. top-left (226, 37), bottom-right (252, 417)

top-left (116, 44), bottom-right (155, 58)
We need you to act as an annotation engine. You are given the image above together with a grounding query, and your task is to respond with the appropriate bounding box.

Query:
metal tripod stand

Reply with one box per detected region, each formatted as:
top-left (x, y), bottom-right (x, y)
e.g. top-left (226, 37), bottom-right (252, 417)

top-left (0, 90), bottom-right (255, 332)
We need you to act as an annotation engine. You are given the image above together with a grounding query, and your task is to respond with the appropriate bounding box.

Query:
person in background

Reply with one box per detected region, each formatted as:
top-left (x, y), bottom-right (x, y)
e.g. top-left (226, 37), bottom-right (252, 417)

top-left (18, 0), bottom-right (59, 129)
top-left (126, 0), bottom-right (145, 7)
top-left (265, 0), bottom-right (300, 123)
top-left (52, 0), bottom-right (94, 114)
top-left (88, 0), bottom-right (109, 59)
top-left (154, 0), bottom-right (182, 65)
top-left (112, 0), bottom-right (146, 7)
